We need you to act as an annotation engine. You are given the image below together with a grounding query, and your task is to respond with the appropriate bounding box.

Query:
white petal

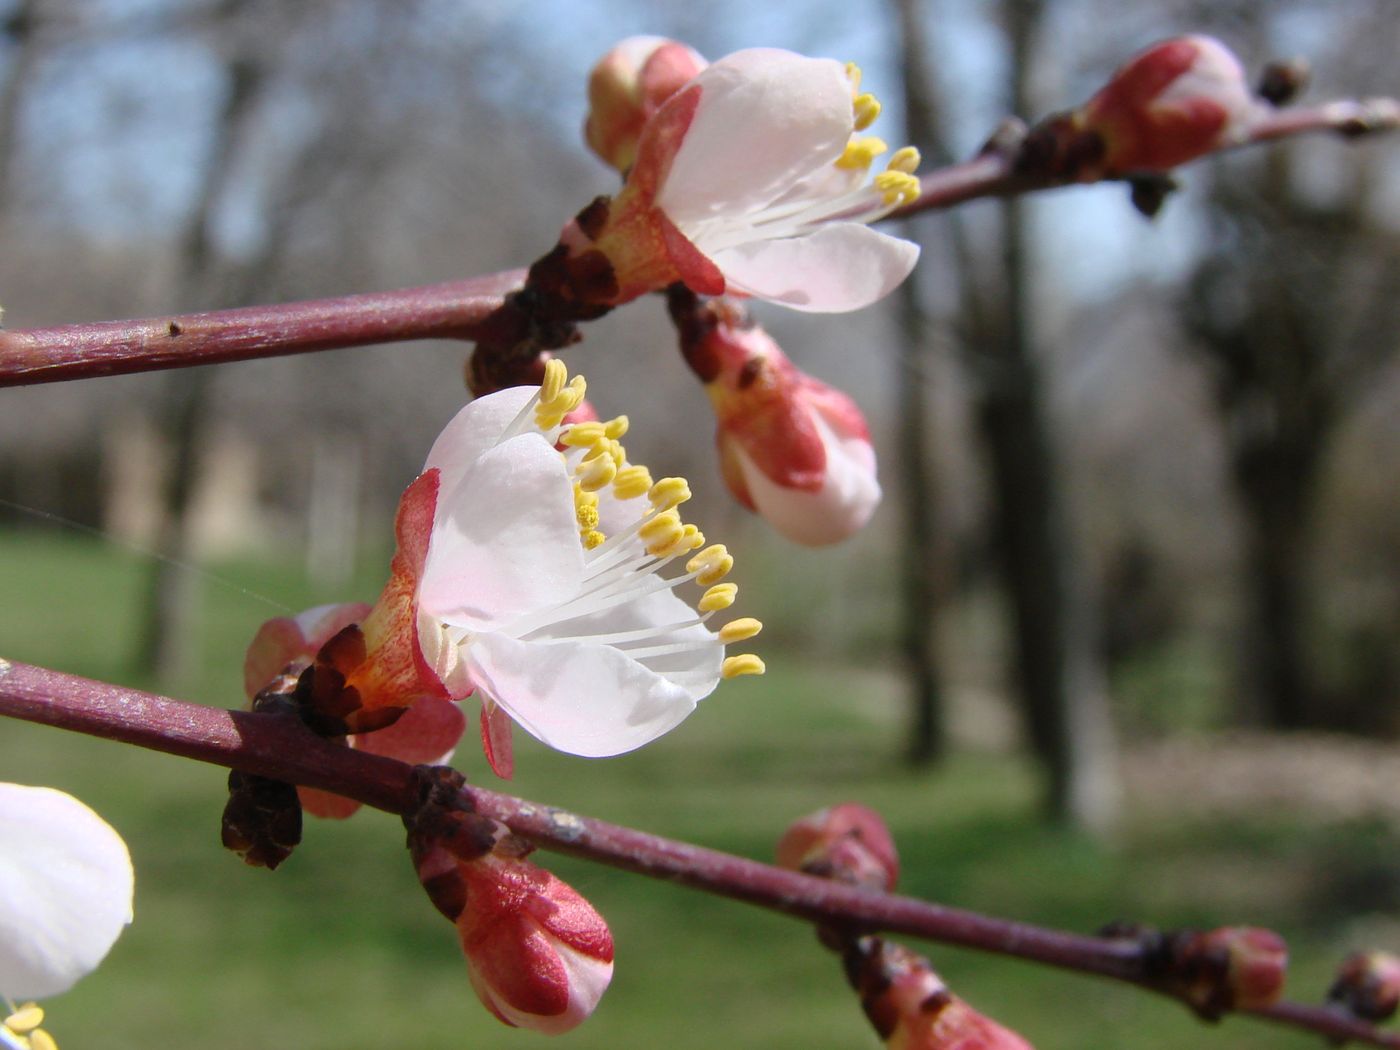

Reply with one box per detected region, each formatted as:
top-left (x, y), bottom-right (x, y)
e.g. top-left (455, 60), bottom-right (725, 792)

top-left (658, 49), bottom-right (853, 224)
top-left (419, 433), bottom-right (585, 631)
top-left (0, 784), bottom-right (133, 1000)
top-left (711, 223), bottom-right (919, 312)
top-left (465, 632), bottom-right (702, 758)
top-left (736, 416), bottom-right (881, 546)
top-left (424, 387), bottom-right (538, 507)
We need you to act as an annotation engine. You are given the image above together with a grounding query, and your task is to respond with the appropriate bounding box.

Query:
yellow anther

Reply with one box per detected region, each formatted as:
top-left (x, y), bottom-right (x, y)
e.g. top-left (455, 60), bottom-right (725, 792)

top-left (835, 136), bottom-right (889, 171)
top-left (651, 533), bottom-right (694, 560)
top-left (719, 617), bottom-right (763, 644)
top-left (649, 476), bottom-right (692, 510)
top-left (582, 529), bottom-right (607, 550)
top-left (874, 170), bottom-right (921, 205)
top-left (886, 146), bottom-right (921, 174)
top-left (853, 93), bottom-right (881, 131)
top-left (687, 544), bottom-right (734, 586)
top-left (613, 464), bottom-right (653, 501)
top-left (561, 422), bottom-right (606, 447)
top-left (576, 454), bottom-right (616, 492)
top-left (540, 359), bottom-right (567, 404)
top-left (699, 582), bottom-right (738, 612)
top-left (682, 523), bottom-right (705, 550)
top-left (639, 509), bottom-right (682, 545)
top-left (722, 654), bottom-right (766, 679)
top-left (603, 415), bottom-right (630, 439)
top-left (5, 1006), bottom-right (43, 1034)
top-left (845, 61), bottom-right (862, 92)
top-left (576, 503), bottom-right (599, 530)
top-left (30, 1029), bottom-right (58, 1050)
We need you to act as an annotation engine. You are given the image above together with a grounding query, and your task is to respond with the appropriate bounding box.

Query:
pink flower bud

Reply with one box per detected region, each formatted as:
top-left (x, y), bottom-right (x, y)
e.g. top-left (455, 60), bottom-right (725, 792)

top-left (411, 839), bottom-right (614, 1034)
top-left (775, 803), bottom-right (899, 892)
top-left (1329, 950), bottom-right (1400, 1021)
top-left (1080, 35), bottom-right (1263, 173)
top-left (1164, 926), bottom-right (1288, 1018)
top-left (851, 941), bottom-right (1034, 1050)
top-left (584, 36), bottom-right (707, 173)
top-left (684, 303), bottom-right (879, 545)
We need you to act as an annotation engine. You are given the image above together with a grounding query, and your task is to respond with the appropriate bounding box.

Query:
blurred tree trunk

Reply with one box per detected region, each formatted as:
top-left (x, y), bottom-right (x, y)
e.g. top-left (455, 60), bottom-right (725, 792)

top-left (0, 0), bottom-right (42, 213)
top-left (137, 4), bottom-right (264, 681)
top-left (891, 0), bottom-right (948, 766)
top-left (1184, 149), bottom-right (1400, 728)
top-left (989, 0), bottom-right (1118, 833)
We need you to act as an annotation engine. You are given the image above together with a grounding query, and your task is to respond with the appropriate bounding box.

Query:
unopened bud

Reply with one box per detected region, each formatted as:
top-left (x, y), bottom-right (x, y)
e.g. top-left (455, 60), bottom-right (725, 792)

top-left (1080, 35), bottom-right (1264, 174)
top-left (410, 823), bottom-right (614, 1035)
top-left (848, 939), bottom-right (1035, 1050)
top-left (584, 36), bottom-right (707, 172)
top-left (677, 299), bottom-right (880, 545)
top-left (1329, 950), bottom-right (1400, 1021)
top-left (775, 803), bottom-right (899, 892)
top-left (1161, 926), bottom-right (1288, 1019)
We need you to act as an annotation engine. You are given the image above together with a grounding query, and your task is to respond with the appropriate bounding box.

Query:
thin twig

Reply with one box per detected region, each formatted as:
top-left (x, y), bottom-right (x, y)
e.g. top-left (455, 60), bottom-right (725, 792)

top-left (0, 657), bottom-right (1396, 1047)
top-left (0, 98), bottom-right (1393, 389)
top-left (0, 269), bottom-right (526, 387)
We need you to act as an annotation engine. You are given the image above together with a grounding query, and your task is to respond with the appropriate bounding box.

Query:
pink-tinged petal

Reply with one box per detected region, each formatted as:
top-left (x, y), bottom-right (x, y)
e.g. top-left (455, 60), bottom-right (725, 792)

top-left (0, 784), bottom-right (134, 1000)
top-left (659, 210), bottom-right (726, 296)
top-left (419, 434), bottom-right (584, 632)
top-left (465, 631), bottom-right (701, 757)
top-left (735, 414), bottom-right (881, 546)
top-left (628, 80), bottom-right (702, 200)
top-left (311, 471), bottom-right (449, 733)
top-left (711, 223), bottom-right (920, 312)
top-left (657, 49), bottom-right (853, 224)
top-left (480, 699), bottom-right (516, 780)
top-left (299, 698), bottom-right (468, 819)
top-left (242, 602), bottom-right (370, 700)
top-left (425, 387), bottom-right (539, 507)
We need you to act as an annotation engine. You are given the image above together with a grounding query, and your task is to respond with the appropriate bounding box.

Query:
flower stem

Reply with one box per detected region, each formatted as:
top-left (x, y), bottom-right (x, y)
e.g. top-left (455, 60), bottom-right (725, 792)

top-left (0, 657), bottom-right (1395, 1046)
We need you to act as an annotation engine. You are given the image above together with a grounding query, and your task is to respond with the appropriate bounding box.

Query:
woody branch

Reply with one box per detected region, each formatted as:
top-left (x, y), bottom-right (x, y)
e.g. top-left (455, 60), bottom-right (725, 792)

top-left (0, 657), bottom-right (1395, 1048)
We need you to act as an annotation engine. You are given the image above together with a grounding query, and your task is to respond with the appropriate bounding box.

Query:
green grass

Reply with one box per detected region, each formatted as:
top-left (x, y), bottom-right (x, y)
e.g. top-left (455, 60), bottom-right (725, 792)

top-left (0, 531), bottom-right (1393, 1049)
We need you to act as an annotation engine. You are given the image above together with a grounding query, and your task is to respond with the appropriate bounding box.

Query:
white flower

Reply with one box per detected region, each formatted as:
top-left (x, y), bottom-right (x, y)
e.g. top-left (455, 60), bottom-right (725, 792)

top-left (0, 784), bottom-right (133, 1002)
top-left (414, 361), bottom-right (763, 759)
top-left (591, 48), bottom-right (923, 312)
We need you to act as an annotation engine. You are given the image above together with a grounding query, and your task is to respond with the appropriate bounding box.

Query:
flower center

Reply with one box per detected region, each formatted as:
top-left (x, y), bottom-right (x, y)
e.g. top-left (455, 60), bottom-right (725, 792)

top-left (480, 360), bottom-right (763, 682)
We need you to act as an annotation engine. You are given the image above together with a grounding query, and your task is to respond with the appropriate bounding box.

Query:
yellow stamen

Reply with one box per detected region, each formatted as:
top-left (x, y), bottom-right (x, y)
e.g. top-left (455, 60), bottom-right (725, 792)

top-left (853, 93), bottom-right (881, 131)
top-left (835, 136), bottom-right (888, 171)
top-left (613, 465), bottom-right (653, 500)
top-left (719, 617), bottom-right (763, 644)
top-left (603, 415), bottom-right (629, 440)
top-left (700, 583), bottom-right (737, 612)
top-left (639, 509), bottom-right (682, 546)
top-left (649, 477), bottom-right (692, 510)
top-left (722, 654), bottom-right (766, 679)
top-left (845, 61), bottom-right (862, 92)
top-left (5, 1006), bottom-right (43, 1034)
top-left (582, 529), bottom-right (606, 550)
top-left (682, 523), bottom-right (705, 550)
top-left (576, 454), bottom-right (616, 492)
top-left (688, 544), bottom-right (734, 586)
top-left (561, 422), bottom-right (606, 447)
top-left (874, 170), bottom-right (920, 206)
top-left (576, 504), bottom-right (599, 530)
top-left (540, 359), bottom-right (566, 404)
top-left (886, 146), bottom-right (921, 174)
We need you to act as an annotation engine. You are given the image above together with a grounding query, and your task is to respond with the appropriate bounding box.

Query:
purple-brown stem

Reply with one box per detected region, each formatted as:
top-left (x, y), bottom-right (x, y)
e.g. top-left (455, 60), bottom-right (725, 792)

top-left (0, 658), bottom-right (1397, 1047)
top-left (1, 97), bottom-right (1392, 390)
top-left (0, 269), bottom-right (526, 387)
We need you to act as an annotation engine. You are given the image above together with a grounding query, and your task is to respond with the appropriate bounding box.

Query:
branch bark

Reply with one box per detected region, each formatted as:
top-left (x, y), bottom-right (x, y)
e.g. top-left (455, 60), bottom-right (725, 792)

top-left (0, 657), bottom-right (1397, 1047)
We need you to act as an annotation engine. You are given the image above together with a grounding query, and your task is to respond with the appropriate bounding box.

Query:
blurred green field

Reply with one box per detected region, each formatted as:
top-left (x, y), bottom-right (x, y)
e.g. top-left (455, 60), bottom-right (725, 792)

top-left (1, 531), bottom-right (1395, 1049)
